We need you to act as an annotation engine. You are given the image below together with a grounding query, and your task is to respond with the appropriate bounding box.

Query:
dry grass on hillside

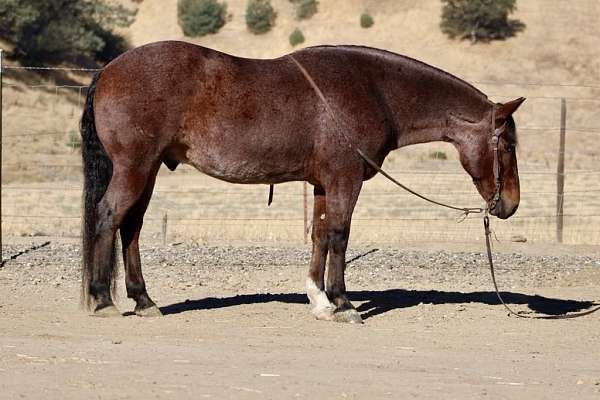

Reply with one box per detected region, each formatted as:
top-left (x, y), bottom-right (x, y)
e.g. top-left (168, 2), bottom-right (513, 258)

top-left (126, 0), bottom-right (600, 86)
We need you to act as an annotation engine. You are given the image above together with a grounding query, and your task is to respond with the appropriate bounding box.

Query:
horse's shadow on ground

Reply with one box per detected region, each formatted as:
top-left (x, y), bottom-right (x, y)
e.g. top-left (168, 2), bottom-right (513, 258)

top-left (160, 289), bottom-right (597, 319)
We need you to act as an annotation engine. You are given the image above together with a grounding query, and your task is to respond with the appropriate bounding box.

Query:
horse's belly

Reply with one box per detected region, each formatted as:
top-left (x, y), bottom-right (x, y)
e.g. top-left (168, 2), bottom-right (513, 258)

top-left (184, 142), bottom-right (307, 184)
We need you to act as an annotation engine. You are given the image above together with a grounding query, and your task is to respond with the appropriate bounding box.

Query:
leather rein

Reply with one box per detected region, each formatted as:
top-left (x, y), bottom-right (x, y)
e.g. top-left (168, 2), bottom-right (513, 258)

top-left (289, 54), bottom-right (600, 319)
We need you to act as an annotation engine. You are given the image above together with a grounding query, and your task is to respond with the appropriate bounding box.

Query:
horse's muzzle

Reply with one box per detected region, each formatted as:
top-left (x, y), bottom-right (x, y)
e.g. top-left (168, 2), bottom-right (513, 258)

top-left (489, 197), bottom-right (519, 220)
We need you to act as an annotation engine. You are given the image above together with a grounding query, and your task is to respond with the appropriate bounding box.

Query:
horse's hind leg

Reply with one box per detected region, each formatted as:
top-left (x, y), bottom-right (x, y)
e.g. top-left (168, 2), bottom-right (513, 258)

top-left (306, 186), bottom-right (335, 320)
top-left (89, 166), bottom-right (153, 316)
top-left (120, 167), bottom-right (161, 317)
top-left (89, 196), bottom-right (121, 317)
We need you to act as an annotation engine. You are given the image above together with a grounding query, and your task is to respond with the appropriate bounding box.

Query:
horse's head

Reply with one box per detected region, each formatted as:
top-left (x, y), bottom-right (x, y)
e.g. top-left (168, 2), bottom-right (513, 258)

top-left (447, 97), bottom-right (526, 219)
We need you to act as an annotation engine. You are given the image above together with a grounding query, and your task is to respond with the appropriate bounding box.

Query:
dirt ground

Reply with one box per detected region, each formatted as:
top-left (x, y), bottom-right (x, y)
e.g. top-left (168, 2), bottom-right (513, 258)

top-left (1, 238), bottom-right (599, 399)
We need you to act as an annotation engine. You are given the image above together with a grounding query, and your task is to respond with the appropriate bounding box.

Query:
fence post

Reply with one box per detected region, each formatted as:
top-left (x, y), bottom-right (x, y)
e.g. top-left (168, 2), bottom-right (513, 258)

top-left (556, 98), bottom-right (567, 243)
top-left (0, 49), bottom-right (3, 263)
top-left (303, 182), bottom-right (308, 244)
top-left (162, 213), bottom-right (168, 246)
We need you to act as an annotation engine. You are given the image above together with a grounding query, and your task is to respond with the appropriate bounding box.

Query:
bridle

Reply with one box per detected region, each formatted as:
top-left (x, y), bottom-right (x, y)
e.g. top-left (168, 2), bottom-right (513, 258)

top-left (289, 54), bottom-right (600, 319)
top-left (488, 109), bottom-right (505, 214)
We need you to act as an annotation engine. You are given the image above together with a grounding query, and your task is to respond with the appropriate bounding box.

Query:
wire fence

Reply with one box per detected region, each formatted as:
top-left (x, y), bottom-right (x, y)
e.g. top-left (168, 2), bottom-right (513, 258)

top-left (1, 63), bottom-right (600, 246)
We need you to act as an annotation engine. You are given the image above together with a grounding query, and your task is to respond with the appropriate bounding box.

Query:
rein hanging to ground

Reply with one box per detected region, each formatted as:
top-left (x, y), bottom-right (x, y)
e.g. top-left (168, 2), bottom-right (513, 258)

top-left (483, 215), bottom-right (600, 319)
top-left (289, 55), bottom-right (600, 320)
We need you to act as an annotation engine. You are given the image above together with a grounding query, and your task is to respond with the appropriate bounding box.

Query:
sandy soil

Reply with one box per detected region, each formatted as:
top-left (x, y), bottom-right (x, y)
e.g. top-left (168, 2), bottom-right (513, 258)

top-left (1, 238), bottom-right (599, 399)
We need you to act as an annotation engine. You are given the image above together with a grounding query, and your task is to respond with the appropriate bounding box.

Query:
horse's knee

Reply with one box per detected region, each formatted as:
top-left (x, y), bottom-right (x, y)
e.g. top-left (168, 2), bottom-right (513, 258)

top-left (327, 228), bottom-right (348, 253)
top-left (312, 234), bottom-right (328, 251)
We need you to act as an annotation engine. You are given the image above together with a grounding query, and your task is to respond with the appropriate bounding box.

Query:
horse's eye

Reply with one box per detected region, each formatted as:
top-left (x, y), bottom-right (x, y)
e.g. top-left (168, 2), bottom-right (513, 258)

top-left (505, 143), bottom-right (515, 153)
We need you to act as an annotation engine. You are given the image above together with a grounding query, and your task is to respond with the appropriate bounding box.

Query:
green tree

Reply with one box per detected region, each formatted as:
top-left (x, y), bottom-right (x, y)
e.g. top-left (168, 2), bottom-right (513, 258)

top-left (177, 0), bottom-right (227, 37)
top-left (0, 0), bottom-right (135, 65)
top-left (440, 0), bottom-right (525, 43)
top-left (246, 0), bottom-right (276, 34)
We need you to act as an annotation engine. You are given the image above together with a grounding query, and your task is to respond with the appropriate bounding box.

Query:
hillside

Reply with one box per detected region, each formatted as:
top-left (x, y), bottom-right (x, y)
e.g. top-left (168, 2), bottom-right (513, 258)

top-left (125, 0), bottom-right (600, 90)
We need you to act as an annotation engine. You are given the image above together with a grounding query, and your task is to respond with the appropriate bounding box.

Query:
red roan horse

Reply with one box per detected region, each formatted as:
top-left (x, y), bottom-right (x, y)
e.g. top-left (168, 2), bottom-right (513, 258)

top-left (81, 41), bottom-right (524, 323)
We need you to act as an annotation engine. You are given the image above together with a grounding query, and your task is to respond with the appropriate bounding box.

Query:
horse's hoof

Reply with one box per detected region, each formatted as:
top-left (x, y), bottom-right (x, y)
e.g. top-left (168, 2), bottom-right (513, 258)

top-left (93, 305), bottom-right (122, 318)
top-left (332, 309), bottom-right (363, 324)
top-left (135, 305), bottom-right (163, 318)
top-left (312, 306), bottom-right (335, 321)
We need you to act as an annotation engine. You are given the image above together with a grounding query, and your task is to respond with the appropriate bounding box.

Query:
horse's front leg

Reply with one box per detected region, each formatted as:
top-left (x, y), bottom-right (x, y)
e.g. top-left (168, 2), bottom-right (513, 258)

top-left (325, 179), bottom-right (363, 324)
top-left (306, 186), bottom-right (336, 320)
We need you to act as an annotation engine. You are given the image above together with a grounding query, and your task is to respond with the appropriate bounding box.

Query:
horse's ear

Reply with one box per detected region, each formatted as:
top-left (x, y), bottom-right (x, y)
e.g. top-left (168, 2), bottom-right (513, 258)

top-left (497, 97), bottom-right (526, 119)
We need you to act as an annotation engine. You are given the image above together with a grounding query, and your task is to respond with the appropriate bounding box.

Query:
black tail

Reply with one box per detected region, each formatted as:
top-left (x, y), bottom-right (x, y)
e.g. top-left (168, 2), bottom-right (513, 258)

top-left (81, 71), bottom-right (117, 309)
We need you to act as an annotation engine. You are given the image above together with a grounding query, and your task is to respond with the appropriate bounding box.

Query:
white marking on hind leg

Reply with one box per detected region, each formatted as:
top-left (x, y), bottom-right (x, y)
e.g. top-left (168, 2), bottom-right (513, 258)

top-left (306, 277), bottom-right (334, 320)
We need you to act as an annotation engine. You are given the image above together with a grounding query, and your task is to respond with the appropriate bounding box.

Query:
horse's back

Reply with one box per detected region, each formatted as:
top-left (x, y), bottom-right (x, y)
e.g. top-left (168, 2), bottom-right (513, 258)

top-left (92, 41), bottom-right (321, 183)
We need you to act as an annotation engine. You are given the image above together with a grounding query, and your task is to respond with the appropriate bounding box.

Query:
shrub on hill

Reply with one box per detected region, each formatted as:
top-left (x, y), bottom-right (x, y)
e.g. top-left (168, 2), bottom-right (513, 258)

top-left (246, 0), bottom-right (276, 34)
top-left (0, 0), bottom-right (135, 65)
top-left (289, 28), bottom-right (305, 46)
top-left (360, 13), bottom-right (374, 28)
top-left (290, 0), bottom-right (318, 20)
top-left (429, 151), bottom-right (448, 160)
top-left (178, 0), bottom-right (228, 37)
top-left (440, 0), bottom-right (525, 43)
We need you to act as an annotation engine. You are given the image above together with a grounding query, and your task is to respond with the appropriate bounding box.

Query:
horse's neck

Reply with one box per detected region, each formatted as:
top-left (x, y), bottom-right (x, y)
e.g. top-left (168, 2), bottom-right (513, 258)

top-left (357, 49), bottom-right (490, 150)
top-left (377, 71), bottom-right (488, 149)
top-left (396, 123), bottom-right (449, 148)
top-left (390, 104), bottom-right (453, 149)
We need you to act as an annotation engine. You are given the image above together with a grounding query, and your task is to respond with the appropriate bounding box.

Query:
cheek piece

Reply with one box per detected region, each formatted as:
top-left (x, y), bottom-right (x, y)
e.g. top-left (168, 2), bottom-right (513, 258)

top-left (487, 114), bottom-right (504, 213)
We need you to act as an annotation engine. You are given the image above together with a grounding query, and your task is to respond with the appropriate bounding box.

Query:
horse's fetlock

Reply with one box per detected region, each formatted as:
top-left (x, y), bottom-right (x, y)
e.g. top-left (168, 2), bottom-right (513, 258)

top-left (89, 282), bottom-right (107, 295)
top-left (126, 282), bottom-right (146, 299)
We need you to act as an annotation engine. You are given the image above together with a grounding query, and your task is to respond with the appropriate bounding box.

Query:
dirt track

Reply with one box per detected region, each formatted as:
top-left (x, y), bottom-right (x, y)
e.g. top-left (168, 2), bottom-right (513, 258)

top-left (1, 238), bottom-right (599, 399)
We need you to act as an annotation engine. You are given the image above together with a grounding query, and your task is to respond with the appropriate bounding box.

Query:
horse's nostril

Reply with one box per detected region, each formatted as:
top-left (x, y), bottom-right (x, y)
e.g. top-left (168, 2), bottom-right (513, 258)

top-left (500, 200), bottom-right (519, 219)
top-left (507, 203), bottom-right (519, 218)
top-left (490, 198), bottom-right (518, 219)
